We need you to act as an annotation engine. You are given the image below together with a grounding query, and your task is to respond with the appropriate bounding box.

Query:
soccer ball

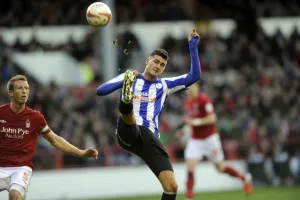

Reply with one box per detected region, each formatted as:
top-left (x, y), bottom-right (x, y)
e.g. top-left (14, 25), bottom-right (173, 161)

top-left (86, 2), bottom-right (112, 27)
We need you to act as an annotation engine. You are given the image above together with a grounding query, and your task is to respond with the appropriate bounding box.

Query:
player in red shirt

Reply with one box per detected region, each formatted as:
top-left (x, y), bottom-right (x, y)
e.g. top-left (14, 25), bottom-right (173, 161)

top-left (177, 83), bottom-right (252, 200)
top-left (0, 75), bottom-right (98, 200)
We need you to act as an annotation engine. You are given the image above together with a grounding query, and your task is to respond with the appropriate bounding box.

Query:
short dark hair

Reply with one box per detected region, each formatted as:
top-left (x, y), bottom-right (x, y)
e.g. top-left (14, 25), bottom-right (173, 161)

top-left (7, 75), bottom-right (28, 91)
top-left (150, 49), bottom-right (168, 60)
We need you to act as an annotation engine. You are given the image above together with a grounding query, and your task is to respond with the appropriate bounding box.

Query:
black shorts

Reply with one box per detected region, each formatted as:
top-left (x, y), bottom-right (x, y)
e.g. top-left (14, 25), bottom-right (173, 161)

top-left (116, 117), bottom-right (173, 177)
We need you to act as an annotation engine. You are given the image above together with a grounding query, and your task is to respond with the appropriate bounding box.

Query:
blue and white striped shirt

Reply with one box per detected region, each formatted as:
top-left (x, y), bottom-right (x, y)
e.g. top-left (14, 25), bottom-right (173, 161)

top-left (96, 36), bottom-right (201, 137)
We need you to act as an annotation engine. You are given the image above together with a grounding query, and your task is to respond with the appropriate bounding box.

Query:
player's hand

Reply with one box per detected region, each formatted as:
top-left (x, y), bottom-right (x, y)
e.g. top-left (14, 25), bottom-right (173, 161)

top-left (133, 69), bottom-right (139, 77)
top-left (125, 69), bottom-right (139, 78)
top-left (188, 28), bottom-right (200, 41)
top-left (188, 28), bottom-right (200, 47)
top-left (81, 147), bottom-right (98, 159)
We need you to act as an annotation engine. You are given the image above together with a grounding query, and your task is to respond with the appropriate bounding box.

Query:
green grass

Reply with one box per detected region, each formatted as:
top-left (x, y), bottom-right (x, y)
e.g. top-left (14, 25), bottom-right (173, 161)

top-left (85, 187), bottom-right (300, 200)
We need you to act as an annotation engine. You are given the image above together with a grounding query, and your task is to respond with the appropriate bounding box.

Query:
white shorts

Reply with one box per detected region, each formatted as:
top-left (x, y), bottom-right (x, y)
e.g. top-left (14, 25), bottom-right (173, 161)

top-left (184, 134), bottom-right (224, 163)
top-left (0, 166), bottom-right (33, 197)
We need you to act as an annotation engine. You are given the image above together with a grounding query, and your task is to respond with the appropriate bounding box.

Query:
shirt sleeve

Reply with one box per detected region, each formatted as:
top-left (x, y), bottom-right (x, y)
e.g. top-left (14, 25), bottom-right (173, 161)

top-left (204, 103), bottom-right (214, 113)
top-left (202, 96), bottom-right (214, 114)
top-left (36, 112), bottom-right (51, 134)
top-left (96, 73), bottom-right (124, 96)
top-left (161, 36), bottom-right (201, 95)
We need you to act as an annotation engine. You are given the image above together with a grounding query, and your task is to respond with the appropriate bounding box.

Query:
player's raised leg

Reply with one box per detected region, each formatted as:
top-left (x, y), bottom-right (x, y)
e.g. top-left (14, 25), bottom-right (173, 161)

top-left (118, 69), bottom-right (136, 125)
top-left (116, 69), bottom-right (141, 149)
top-left (158, 170), bottom-right (178, 200)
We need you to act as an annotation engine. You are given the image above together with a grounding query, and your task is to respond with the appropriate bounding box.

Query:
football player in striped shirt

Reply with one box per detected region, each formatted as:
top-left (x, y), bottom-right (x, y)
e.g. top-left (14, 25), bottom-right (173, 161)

top-left (97, 29), bottom-right (200, 200)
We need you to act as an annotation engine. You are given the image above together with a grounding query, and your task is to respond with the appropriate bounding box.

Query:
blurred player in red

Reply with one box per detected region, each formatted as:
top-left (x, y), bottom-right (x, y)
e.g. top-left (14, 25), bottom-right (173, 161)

top-left (0, 75), bottom-right (98, 200)
top-left (177, 83), bottom-right (252, 200)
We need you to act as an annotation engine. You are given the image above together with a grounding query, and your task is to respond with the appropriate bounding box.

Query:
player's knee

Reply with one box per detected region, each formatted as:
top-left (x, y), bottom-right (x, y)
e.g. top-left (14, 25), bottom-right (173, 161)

top-left (159, 170), bottom-right (178, 193)
top-left (215, 163), bottom-right (224, 172)
top-left (9, 190), bottom-right (23, 200)
top-left (163, 179), bottom-right (178, 193)
top-left (170, 180), bottom-right (178, 193)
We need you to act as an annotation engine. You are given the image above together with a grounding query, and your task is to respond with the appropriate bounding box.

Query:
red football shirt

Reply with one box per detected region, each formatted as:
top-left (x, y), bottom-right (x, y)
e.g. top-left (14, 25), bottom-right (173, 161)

top-left (0, 103), bottom-right (51, 169)
top-left (184, 93), bottom-right (217, 139)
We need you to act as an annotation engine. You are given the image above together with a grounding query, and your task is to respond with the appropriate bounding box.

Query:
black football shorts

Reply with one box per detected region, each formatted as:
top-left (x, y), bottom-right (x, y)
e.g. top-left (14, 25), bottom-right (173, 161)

top-left (116, 117), bottom-right (173, 177)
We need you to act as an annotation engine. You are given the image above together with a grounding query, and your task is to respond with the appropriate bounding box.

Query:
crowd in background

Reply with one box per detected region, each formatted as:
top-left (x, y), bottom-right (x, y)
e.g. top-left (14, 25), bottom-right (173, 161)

top-left (1, 0), bottom-right (300, 186)
top-left (1, 0), bottom-right (300, 26)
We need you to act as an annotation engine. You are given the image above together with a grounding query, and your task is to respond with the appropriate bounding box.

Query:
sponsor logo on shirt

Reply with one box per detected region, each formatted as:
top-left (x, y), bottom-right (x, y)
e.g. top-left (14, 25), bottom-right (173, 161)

top-left (0, 120), bottom-right (7, 123)
top-left (1, 127), bottom-right (30, 139)
top-left (133, 95), bottom-right (156, 102)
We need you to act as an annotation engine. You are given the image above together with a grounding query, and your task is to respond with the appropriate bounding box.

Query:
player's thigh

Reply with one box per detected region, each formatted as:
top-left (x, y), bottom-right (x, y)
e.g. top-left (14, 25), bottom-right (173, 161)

top-left (204, 134), bottom-right (224, 163)
top-left (116, 117), bottom-right (141, 152)
top-left (0, 168), bottom-right (11, 192)
top-left (184, 139), bottom-right (204, 160)
top-left (140, 127), bottom-right (173, 177)
top-left (9, 167), bottom-right (32, 197)
top-left (145, 153), bottom-right (173, 178)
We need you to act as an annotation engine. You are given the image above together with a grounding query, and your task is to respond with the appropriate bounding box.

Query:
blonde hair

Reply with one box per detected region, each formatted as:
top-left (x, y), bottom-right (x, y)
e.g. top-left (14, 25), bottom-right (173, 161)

top-left (7, 75), bottom-right (28, 91)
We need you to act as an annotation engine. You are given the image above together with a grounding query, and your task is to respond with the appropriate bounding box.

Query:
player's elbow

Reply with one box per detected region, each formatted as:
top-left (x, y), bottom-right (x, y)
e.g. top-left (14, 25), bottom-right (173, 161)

top-left (186, 74), bottom-right (200, 87)
top-left (193, 74), bottom-right (200, 82)
top-left (193, 69), bottom-right (201, 80)
top-left (190, 70), bottom-right (200, 81)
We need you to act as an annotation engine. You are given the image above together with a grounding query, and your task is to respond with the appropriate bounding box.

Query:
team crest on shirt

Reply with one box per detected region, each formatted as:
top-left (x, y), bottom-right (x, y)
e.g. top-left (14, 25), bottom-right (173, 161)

top-left (156, 83), bottom-right (162, 89)
top-left (26, 119), bottom-right (30, 128)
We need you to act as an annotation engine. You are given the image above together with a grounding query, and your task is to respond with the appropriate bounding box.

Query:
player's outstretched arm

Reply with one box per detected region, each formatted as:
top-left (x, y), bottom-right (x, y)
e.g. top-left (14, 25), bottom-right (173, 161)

top-left (96, 73), bottom-right (125, 96)
top-left (162, 29), bottom-right (201, 95)
top-left (186, 28), bottom-right (201, 86)
top-left (42, 131), bottom-right (98, 159)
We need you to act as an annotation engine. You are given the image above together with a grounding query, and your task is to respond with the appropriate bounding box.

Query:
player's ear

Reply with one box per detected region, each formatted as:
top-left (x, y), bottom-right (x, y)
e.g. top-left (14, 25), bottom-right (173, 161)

top-left (145, 57), bottom-right (150, 65)
top-left (8, 90), bottom-right (13, 98)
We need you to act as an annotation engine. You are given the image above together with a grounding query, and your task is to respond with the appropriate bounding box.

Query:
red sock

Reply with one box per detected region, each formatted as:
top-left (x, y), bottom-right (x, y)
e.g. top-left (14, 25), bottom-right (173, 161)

top-left (223, 166), bottom-right (245, 181)
top-left (186, 172), bottom-right (194, 199)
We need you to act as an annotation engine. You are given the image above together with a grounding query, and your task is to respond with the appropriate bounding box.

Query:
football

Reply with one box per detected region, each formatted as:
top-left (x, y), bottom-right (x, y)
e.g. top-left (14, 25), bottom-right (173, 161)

top-left (86, 2), bottom-right (112, 27)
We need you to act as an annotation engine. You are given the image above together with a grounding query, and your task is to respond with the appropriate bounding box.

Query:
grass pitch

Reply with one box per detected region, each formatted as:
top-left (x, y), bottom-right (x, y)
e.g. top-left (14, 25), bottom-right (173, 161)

top-left (86, 187), bottom-right (300, 200)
